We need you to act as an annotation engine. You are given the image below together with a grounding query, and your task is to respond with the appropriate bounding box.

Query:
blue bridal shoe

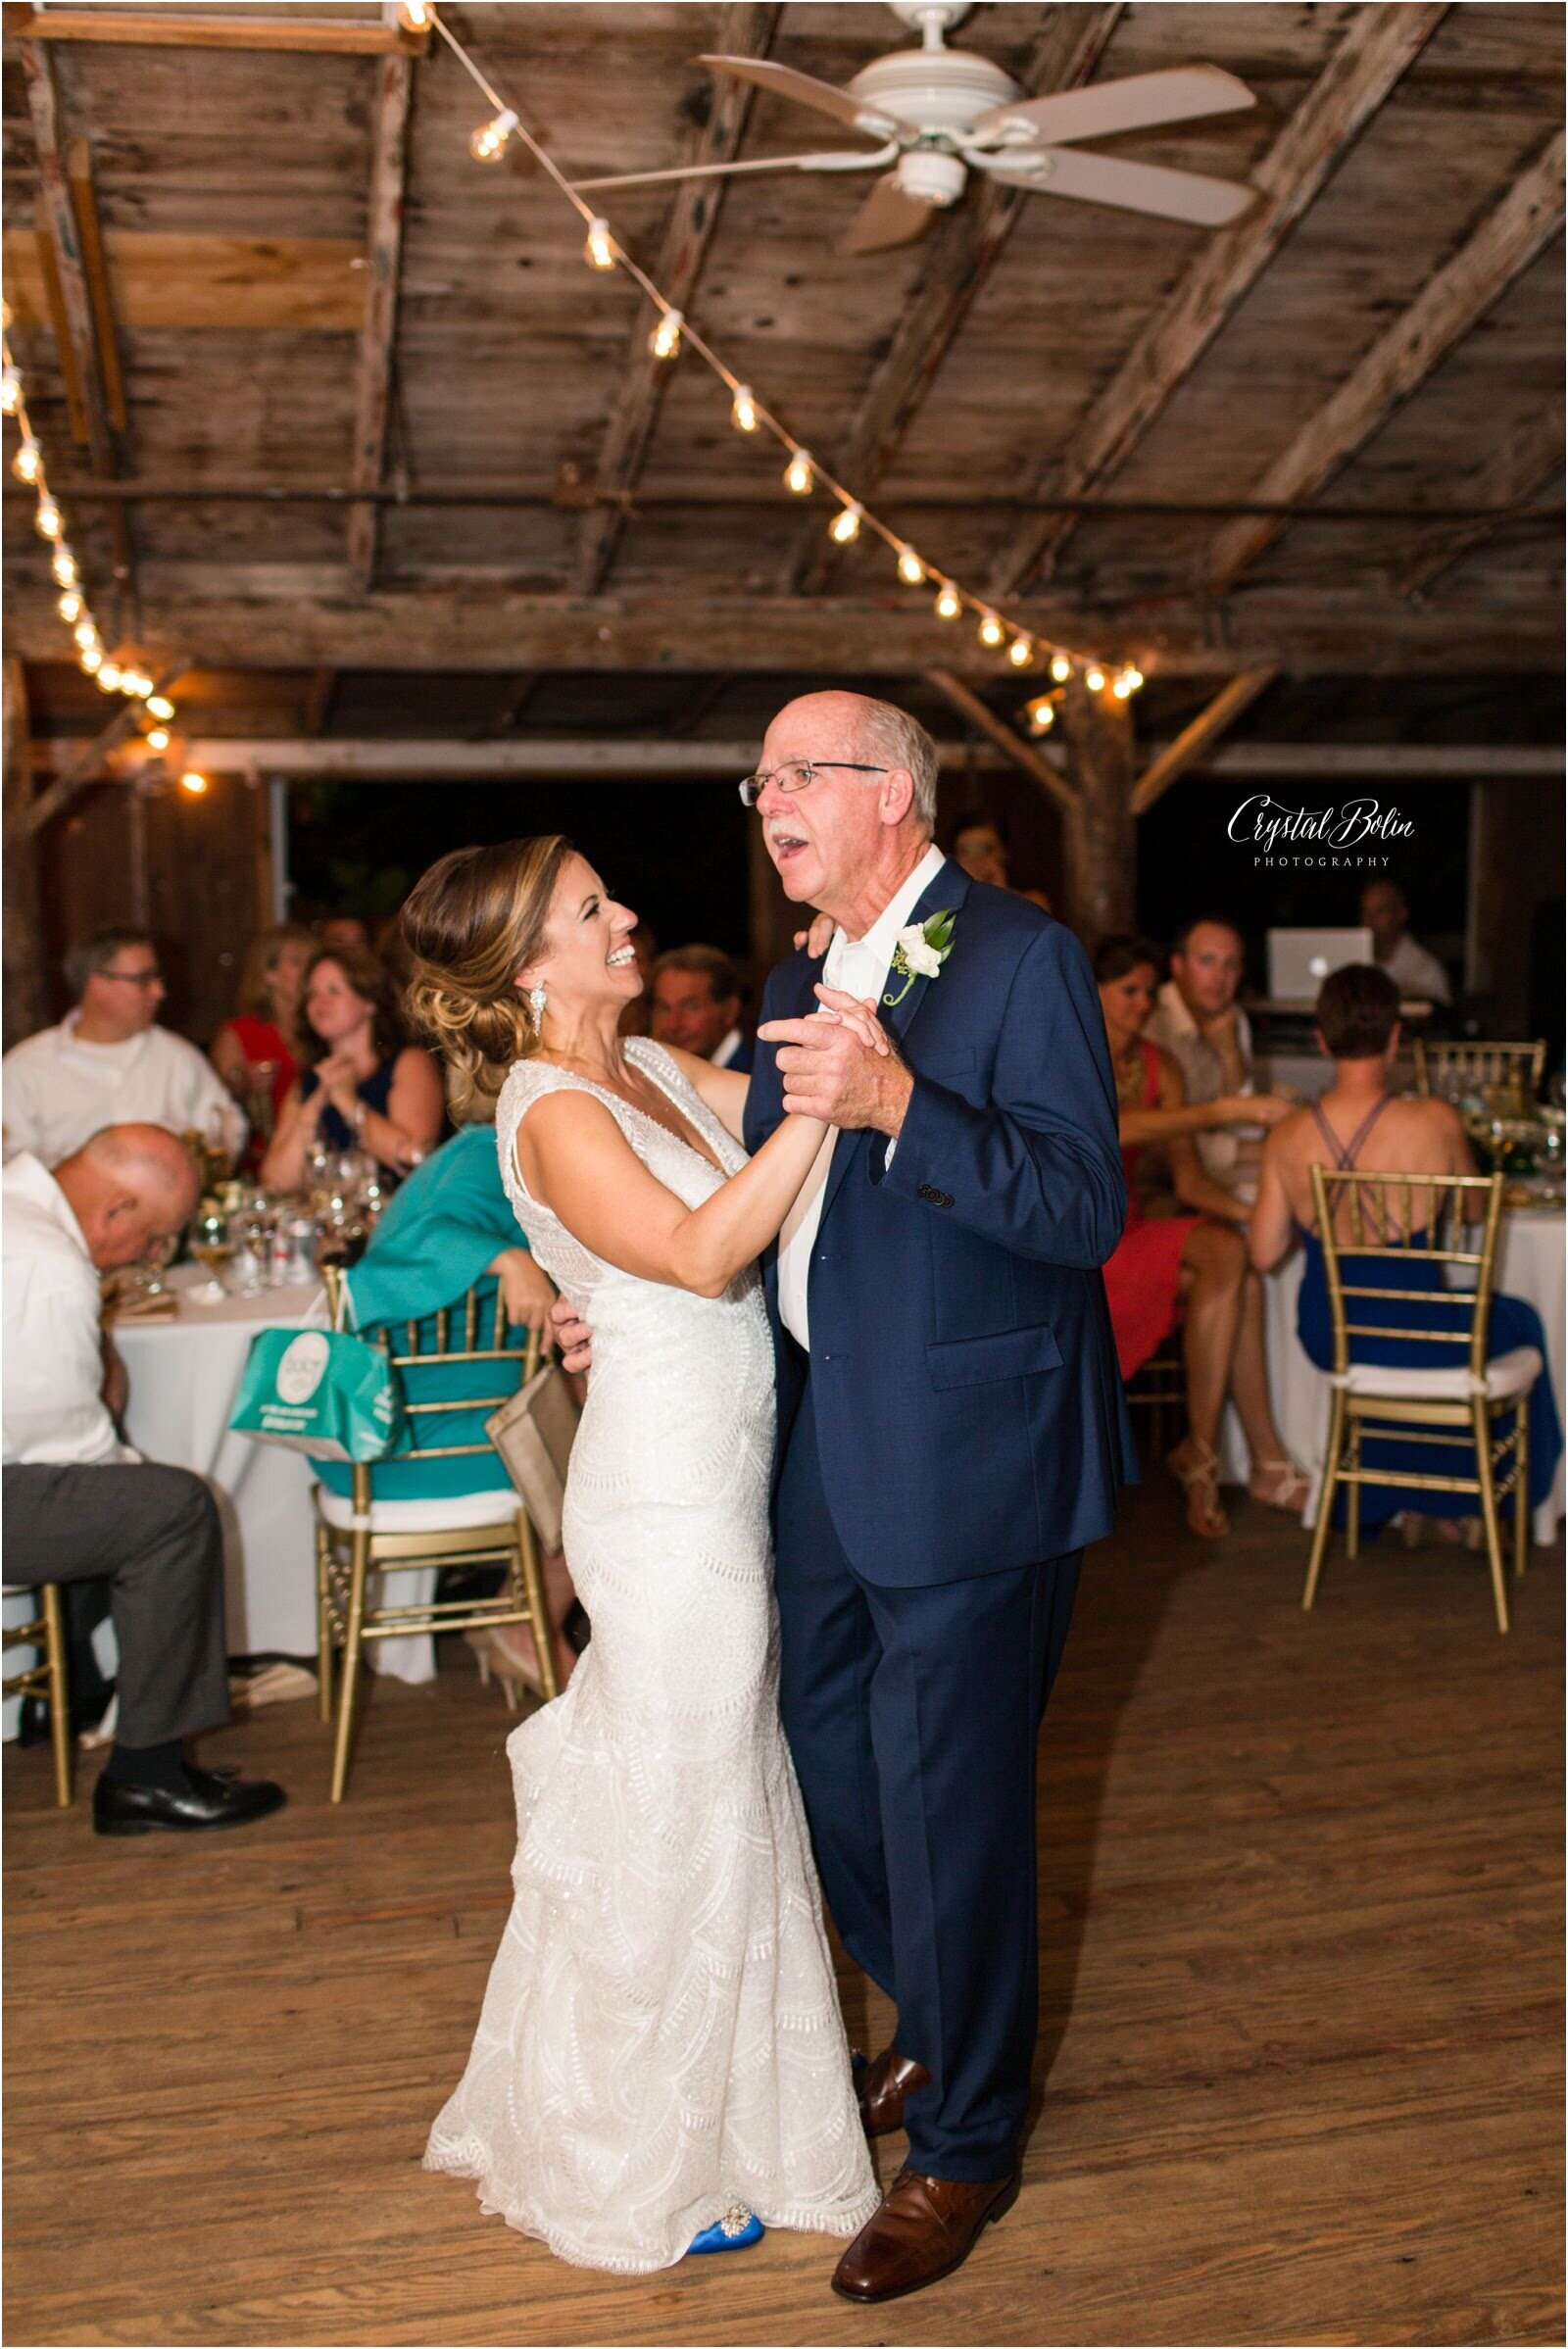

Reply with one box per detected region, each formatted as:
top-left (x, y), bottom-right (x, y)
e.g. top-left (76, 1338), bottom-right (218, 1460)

top-left (688, 2205), bottom-right (764, 2255)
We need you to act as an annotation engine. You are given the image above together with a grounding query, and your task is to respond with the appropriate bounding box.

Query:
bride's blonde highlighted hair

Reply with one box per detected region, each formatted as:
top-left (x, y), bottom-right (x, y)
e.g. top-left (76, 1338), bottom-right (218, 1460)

top-left (400, 835), bottom-right (574, 1121)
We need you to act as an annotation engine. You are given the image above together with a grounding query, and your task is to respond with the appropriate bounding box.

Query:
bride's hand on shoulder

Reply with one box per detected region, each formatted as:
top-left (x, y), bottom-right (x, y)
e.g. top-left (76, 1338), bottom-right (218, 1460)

top-left (793, 911), bottom-right (838, 959)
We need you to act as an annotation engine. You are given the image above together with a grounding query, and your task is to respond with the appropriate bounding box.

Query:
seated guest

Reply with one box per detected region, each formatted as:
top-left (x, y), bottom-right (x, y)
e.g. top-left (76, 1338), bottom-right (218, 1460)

top-left (261, 944), bottom-right (443, 1191)
top-left (318, 1123), bottom-right (574, 1694)
top-left (651, 944), bottom-right (752, 1073)
top-left (1144, 916), bottom-right (1290, 1206)
top-left (1250, 963), bottom-right (1559, 1534)
top-left (318, 913), bottom-right (371, 954)
top-left (1, 1125), bottom-right (284, 1834)
top-left (211, 922), bottom-right (315, 1140)
top-left (2, 927), bottom-right (245, 1167)
top-left (1360, 879), bottom-right (1451, 1006)
top-left (1096, 936), bottom-right (1305, 1538)
top-left (947, 806), bottom-right (1052, 912)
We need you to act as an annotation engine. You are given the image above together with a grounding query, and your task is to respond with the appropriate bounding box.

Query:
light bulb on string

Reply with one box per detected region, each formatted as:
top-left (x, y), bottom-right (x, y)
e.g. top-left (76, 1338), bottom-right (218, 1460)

top-left (79, 645), bottom-right (102, 675)
top-left (468, 108), bottom-right (517, 165)
top-left (1086, 666), bottom-right (1106, 694)
top-left (728, 384), bottom-right (759, 433)
top-left (97, 662), bottom-right (123, 693)
top-left (828, 501), bottom-right (861, 546)
top-left (34, 495), bottom-right (62, 540)
top-left (1122, 664), bottom-right (1145, 695)
top-left (146, 726), bottom-right (171, 753)
top-left (125, 671), bottom-right (154, 699)
top-left (934, 582), bottom-right (961, 620)
top-left (13, 437), bottom-right (41, 484)
top-left (1050, 652), bottom-right (1072, 684)
top-left (783, 449), bottom-right (813, 496)
top-left (0, 367), bottom-right (19, 415)
top-left (897, 546), bottom-right (925, 586)
top-left (147, 695), bottom-right (175, 722)
top-left (1028, 700), bottom-right (1055, 734)
top-left (52, 549), bottom-right (77, 588)
top-left (396, 0), bottom-right (432, 27)
top-left (648, 308), bottom-right (683, 361)
top-left (180, 771), bottom-right (209, 797)
top-left (57, 590), bottom-right (83, 623)
top-left (73, 617), bottom-right (97, 650)
top-left (583, 217), bottom-right (615, 271)
top-left (977, 612), bottom-right (1004, 649)
top-left (1007, 635), bottom-right (1033, 668)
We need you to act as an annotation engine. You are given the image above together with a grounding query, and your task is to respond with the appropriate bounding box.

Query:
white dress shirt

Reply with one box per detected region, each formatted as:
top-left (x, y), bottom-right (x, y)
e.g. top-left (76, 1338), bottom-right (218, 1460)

top-left (1, 1012), bottom-right (246, 1167)
top-left (1381, 932), bottom-right (1452, 1006)
top-left (1, 1152), bottom-right (136, 1467)
top-left (710, 1027), bottom-right (746, 1069)
top-left (777, 842), bottom-right (948, 1350)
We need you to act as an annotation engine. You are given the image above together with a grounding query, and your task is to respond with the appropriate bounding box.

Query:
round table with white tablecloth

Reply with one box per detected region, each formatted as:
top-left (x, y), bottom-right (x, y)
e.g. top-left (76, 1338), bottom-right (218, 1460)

top-left (116, 1263), bottom-right (436, 1679)
top-left (1222, 1204), bottom-right (1565, 1542)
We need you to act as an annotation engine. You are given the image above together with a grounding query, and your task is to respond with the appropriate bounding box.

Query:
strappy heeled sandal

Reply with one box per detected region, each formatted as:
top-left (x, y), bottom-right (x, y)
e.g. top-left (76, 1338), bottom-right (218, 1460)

top-left (1249, 1458), bottom-right (1312, 1515)
top-left (464, 1625), bottom-right (542, 1712)
top-left (1168, 1437), bottom-right (1230, 1538)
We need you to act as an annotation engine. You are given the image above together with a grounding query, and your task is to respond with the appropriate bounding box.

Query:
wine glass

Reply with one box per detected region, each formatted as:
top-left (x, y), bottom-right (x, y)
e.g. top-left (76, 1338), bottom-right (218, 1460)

top-left (189, 1208), bottom-right (236, 1305)
top-left (133, 1230), bottom-right (178, 1300)
top-left (233, 1200), bottom-right (275, 1295)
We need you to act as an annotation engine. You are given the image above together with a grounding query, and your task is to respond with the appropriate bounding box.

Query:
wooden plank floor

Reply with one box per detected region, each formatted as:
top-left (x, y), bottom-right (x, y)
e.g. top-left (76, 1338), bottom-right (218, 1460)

top-left (6, 1488), bottom-right (1563, 2347)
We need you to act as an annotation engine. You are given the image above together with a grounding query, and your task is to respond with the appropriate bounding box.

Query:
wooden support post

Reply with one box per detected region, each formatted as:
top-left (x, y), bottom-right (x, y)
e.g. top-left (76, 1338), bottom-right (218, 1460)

top-left (3, 659), bottom-right (48, 1046)
top-left (924, 669), bottom-right (1077, 819)
top-left (347, 40), bottom-right (413, 593)
top-left (1130, 667), bottom-right (1279, 816)
top-left (66, 136), bottom-right (127, 431)
top-left (1056, 673), bottom-right (1137, 943)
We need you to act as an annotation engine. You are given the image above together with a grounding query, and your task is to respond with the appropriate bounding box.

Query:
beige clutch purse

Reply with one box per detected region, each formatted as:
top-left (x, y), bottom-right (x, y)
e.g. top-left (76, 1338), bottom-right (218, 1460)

top-left (485, 1360), bottom-right (580, 1555)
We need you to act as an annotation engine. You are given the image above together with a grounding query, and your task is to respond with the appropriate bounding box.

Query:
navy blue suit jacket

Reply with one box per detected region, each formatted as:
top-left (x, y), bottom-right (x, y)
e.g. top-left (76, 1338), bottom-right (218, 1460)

top-left (744, 858), bottom-right (1135, 1586)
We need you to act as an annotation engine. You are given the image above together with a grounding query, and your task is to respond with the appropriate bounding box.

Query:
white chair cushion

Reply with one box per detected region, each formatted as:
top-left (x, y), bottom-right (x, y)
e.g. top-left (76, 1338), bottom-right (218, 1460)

top-left (1334, 1345), bottom-right (1543, 1402)
top-left (315, 1484), bottom-right (522, 1535)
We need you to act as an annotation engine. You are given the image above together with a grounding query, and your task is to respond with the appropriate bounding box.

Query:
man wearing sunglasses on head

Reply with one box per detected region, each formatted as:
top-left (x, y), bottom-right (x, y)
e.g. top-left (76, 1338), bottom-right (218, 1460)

top-left (2, 926), bottom-right (245, 1167)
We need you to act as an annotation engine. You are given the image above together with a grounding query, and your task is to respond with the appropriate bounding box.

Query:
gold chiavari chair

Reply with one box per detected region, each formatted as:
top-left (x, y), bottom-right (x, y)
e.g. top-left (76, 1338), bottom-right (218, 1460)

top-left (315, 1270), bottom-right (558, 1801)
top-left (2, 1585), bottom-right (73, 1807)
top-left (1123, 1330), bottom-right (1186, 1461)
top-left (1303, 1165), bottom-right (1536, 1636)
top-left (1413, 1037), bottom-right (1545, 1107)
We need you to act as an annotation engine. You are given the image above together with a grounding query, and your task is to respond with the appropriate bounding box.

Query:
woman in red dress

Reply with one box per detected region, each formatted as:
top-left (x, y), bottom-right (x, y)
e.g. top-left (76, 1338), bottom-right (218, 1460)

top-left (212, 924), bottom-right (315, 1153)
top-left (1096, 937), bottom-right (1306, 1538)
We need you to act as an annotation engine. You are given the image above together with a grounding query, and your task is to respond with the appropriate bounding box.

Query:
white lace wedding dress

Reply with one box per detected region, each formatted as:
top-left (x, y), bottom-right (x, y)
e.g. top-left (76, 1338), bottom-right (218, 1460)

top-left (424, 1039), bottom-right (878, 2274)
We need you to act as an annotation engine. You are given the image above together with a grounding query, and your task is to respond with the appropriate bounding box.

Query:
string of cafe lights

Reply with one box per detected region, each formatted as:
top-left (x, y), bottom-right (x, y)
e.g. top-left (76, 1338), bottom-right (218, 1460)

top-left (0, 306), bottom-right (185, 766)
top-left (412, 0), bottom-right (1146, 725)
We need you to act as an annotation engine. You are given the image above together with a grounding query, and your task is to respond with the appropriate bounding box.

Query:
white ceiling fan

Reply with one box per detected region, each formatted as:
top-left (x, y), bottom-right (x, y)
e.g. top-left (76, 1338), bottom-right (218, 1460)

top-left (570, 2), bottom-right (1258, 256)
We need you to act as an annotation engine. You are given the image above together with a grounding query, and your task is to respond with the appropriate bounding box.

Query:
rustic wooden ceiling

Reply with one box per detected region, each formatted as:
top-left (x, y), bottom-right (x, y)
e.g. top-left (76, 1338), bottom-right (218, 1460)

top-left (2, 0), bottom-right (1563, 747)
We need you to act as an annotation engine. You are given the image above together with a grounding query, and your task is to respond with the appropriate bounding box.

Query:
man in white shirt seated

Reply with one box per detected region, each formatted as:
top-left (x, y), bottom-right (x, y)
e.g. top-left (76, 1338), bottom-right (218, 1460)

top-left (1359, 879), bottom-right (1452, 1006)
top-left (1144, 916), bottom-right (1290, 1205)
top-left (1, 927), bottom-right (246, 1166)
top-left (2, 1125), bottom-right (284, 1835)
top-left (650, 944), bottom-right (754, 1074)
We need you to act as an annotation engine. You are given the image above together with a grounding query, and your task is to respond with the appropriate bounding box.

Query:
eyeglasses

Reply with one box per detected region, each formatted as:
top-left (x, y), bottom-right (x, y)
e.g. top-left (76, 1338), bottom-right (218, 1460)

top-left (737, 759), bottom-right (887, 809)
top-left (101, 967), bottom-right (163, 987)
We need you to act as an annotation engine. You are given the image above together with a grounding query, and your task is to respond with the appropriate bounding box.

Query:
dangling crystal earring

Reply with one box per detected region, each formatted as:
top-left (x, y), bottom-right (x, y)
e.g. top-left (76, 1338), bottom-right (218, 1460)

top-left (528, 983), bottom-right (548, 1026)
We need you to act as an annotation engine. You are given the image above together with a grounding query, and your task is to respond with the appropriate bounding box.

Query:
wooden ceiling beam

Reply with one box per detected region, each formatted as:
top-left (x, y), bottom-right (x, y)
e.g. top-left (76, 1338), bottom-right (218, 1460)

top-left (1203, 129), bottom-right (1567, 595)
top-left (572, 3), bottom-right (779, 596)
top-left (3, 590), bottom-right (1556, 675)
top-left (25, 661), bottom-right (188, 834)
top-left (28, 735), bottom-right (1014, 782)
top-left (65, 135), bottom-right (126, 433)
top-left (1130, 665), bottom-right (1278, 815)
top-left (782, 2), bottom-right (1123, 599)
top-left (923, 671), bottom-right (1077, 819)
top-left (21, 43), bottom-right (137, 611)
top-left (987, 3), bottom-right (1447, 599)
top-left (1, 228), bottom-right (368, 333)
top-left (1401, 414), bottom-right (1564, 599)
top-left (11, 8), bottom-right (428, 56)
top-left (346, 39), bottom-right (413, 593)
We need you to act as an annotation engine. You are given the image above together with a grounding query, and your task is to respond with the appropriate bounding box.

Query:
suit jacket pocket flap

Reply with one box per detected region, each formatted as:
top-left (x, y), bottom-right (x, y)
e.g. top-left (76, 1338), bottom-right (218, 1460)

top-left (925, 1324), bottom-right (1062, 1390)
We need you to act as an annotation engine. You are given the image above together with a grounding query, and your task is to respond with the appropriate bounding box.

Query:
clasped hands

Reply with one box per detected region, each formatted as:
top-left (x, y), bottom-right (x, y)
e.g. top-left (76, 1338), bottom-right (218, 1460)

top-left (758, 985), bottom-right (913, 1136)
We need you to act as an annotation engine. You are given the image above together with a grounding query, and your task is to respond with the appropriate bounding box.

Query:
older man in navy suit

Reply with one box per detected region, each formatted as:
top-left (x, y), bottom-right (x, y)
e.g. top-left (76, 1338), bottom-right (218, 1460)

top-left (745, 690), bottom-right (1132, 2304)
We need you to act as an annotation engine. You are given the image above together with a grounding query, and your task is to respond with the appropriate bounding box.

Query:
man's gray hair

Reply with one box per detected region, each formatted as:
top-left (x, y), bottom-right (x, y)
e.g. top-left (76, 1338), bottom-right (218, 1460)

top-left (65, 925), bottom-right (154, 1001)
top-left (858, 700), bottom-right (939, 832)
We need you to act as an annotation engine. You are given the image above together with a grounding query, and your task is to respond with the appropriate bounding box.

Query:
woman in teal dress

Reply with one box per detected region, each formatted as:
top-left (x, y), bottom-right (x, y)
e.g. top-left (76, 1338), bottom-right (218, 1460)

top-left (317, 1123), bottom-right (565, 1688)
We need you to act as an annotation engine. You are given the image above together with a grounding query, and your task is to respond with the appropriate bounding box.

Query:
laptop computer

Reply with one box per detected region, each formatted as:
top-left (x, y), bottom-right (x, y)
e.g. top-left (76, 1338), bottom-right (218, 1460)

top-left (1266, 927), bottom-right (1374, 1003)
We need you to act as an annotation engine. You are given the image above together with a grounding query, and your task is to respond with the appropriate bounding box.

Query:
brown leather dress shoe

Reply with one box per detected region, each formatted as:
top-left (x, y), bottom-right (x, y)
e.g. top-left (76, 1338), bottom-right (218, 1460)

top-left (855, 2044), bottom-right (931, 2137)
top-left (831, 2165), bottom-right (1021, 2303)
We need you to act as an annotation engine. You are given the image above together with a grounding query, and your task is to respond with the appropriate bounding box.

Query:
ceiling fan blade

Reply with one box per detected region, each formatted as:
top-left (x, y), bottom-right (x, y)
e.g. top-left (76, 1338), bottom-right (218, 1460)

top-left (990, 145), bottom-right (1255, 228)
top-left (839, 174), bottom-right (937, 257)
top-left (973, 66), bottom-right (1255, 150)
top-left (571, 150), bottom-right (883, 195)
top-left (697, 54), bottom-right (904, 138)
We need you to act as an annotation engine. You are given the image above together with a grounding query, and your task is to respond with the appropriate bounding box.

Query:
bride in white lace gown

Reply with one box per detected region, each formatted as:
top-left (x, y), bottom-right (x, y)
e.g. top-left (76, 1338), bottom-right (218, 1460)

top-left (405, 838), bottom-right (879, 2276)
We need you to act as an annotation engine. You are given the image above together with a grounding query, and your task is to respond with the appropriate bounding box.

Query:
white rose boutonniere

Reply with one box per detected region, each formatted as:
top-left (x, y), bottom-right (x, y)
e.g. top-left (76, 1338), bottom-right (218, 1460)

top-left (883, 909), bottom-right (956, 1008)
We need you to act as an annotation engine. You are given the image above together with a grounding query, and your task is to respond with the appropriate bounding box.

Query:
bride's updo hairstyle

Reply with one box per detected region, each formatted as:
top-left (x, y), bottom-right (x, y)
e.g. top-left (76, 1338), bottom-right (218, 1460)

top-left (401, 834), bottom-right (573, 1120)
